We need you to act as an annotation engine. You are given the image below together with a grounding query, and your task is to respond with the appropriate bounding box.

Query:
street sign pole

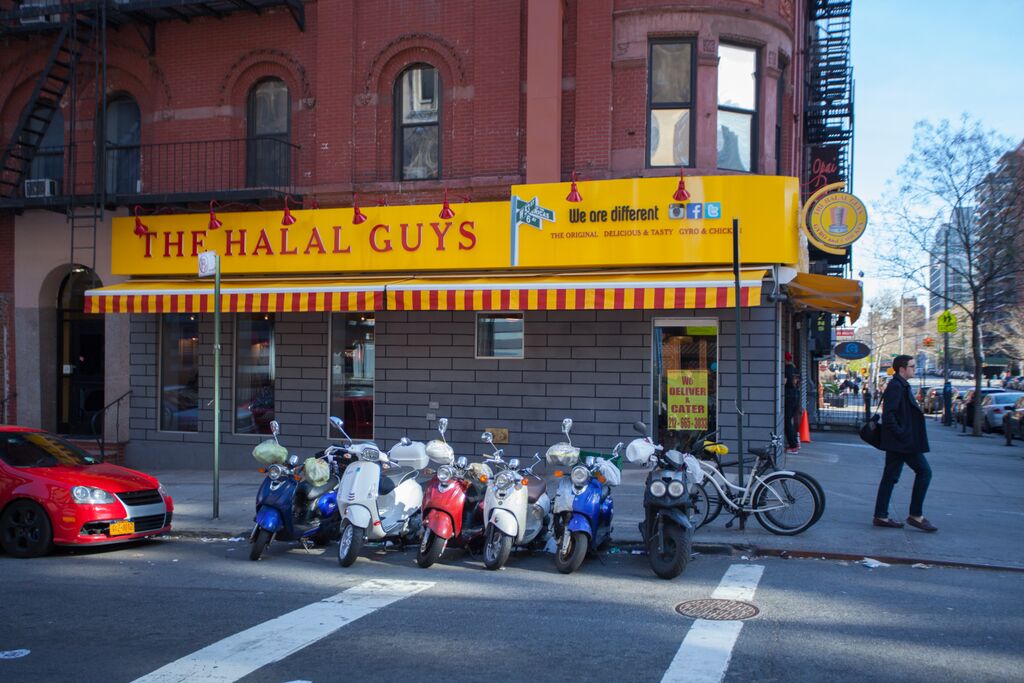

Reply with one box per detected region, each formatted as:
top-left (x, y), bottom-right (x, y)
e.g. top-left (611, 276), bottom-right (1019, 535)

top-left (942, 227), bottom-right (952, 426)
top-left (732, 218), bottom-right (745, 495)
top-left (198, 251), bottom-right (221, 519)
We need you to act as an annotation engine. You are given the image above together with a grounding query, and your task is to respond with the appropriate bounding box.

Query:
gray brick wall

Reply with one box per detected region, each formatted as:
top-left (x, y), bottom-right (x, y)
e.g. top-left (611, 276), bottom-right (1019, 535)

top-left (126, 300), bottom-right (782, 469)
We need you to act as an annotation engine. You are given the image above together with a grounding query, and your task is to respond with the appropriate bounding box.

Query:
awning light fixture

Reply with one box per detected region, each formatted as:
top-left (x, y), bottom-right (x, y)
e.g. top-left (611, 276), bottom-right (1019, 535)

top-left (208, 200), bottom-right (223, 230)
top-left (566, 171), bottom-right (582, 202)
top-left (352, 193), bottom-right (368, 225)
top-left (672, 167), bottom-right (691, 202)
top-left (439, 188), bottom-right (456, 220)
top-left (133, 205), bottom-right (148, 237)
top-left (281, 195), bottom-right (297, 226)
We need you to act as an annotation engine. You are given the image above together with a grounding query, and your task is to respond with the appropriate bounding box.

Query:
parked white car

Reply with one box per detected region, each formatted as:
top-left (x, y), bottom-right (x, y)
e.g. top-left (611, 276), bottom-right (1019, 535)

top-left (980, 392), bottom-right (1024, 432)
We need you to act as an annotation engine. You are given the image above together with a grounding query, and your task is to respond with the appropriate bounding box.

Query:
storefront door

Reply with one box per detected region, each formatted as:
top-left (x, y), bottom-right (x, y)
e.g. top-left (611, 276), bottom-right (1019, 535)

top-left (652, 319), bottom-right (718, 451)
top-left (58, 271), bottom-right (104, 435)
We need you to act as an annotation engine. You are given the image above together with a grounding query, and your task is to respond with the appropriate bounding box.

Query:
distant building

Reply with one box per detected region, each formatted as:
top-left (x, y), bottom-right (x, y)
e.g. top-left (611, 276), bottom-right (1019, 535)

top-left (928, 207), bottom-right (973, 318)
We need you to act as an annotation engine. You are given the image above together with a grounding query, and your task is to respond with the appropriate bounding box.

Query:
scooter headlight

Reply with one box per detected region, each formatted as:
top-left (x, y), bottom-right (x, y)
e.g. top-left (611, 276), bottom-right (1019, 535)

top-left (495, 470), bottom-right (516, 491)
top-left (570, 465), bottom-right (590, 487)
top-left (667, 480), bottom-right (686, 498)
top-left (437, 465), bottom-right (454, 484)
top-left (360, 448), bottom-right (380, 462)
top-left (268, 464), bottom-right (288, 481)
top-left (649, 480), bottom-right (667, 497)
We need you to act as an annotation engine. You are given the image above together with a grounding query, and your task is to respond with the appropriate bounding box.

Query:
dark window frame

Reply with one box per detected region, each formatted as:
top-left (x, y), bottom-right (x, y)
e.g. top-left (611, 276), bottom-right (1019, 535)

top-left (104, 94), bottom-right (141, 195)
top-left (716, 42), bottom-right (760, 174)
top-left (393, 63), bottom-right (442, 181)
top-left (246, 77), bottom-right (291, 188)
top-left (475, 311), bottom-right (525, 360)
top-left (233, 314), bottom-right (277, 436)
top-left (646, 37), bottom-right (697, 169)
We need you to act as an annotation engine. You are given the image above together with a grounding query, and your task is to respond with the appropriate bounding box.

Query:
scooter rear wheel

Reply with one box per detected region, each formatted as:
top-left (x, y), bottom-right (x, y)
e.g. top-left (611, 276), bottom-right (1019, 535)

top-left (555, 531), bottom-right (588, 574)
top-left (337, 521), bottom-right (365, 567)
top-left (249, 528), bottom-right (272, 561)
top-left (416, 529), bottom-right (447, 568)
top-left (483, 526), bottom-right (513, 570)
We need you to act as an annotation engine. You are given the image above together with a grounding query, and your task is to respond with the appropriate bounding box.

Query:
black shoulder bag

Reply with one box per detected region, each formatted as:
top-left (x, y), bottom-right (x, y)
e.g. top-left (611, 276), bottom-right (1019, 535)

top-left (859, 402), bottom-right (883, 450)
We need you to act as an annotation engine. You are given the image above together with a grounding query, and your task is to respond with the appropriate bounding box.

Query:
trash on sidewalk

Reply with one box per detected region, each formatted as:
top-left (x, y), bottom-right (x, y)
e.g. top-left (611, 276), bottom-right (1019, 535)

top-left (858, 557), bottom-right (891, 569)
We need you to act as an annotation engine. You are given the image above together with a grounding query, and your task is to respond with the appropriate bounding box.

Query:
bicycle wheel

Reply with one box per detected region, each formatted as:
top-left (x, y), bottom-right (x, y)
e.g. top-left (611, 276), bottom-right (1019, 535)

top-left (794, 471), bottom-right (826, 523)
top-left (691, 480), bottom-right (722, 529)
top-left (752, 472), bottom-right (820, 535)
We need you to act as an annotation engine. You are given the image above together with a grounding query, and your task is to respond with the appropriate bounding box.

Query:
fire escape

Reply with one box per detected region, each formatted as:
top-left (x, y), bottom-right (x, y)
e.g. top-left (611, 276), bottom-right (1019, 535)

top-left (0, 0), bottom-right (304, 272)
top-left (804, 0), bottom-right (854, 277)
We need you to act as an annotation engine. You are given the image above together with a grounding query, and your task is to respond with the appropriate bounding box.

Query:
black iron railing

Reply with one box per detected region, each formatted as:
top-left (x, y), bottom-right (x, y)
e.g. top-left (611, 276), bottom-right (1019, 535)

top-left (90, 389), bottom-right (130, 459)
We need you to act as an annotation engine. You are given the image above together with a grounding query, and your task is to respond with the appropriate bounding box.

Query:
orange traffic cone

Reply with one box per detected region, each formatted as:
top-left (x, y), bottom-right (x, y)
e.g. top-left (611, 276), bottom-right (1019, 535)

top-left (799, 409), bottom-right (811, 443)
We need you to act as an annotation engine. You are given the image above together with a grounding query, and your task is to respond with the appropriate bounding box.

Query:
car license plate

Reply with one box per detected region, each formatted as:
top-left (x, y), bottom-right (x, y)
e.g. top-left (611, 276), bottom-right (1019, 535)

top-left (109, 521), bottom-right (135, 536)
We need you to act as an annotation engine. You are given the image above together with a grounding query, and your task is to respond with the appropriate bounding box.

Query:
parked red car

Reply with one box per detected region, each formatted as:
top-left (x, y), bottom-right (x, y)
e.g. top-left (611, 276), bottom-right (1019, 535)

top-left (0, 426), bottom-right (173, 557)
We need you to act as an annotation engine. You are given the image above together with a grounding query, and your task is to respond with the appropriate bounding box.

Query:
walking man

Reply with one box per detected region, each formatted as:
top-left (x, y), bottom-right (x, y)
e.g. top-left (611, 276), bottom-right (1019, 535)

top-left (873, 354), bottom-right (937, 531)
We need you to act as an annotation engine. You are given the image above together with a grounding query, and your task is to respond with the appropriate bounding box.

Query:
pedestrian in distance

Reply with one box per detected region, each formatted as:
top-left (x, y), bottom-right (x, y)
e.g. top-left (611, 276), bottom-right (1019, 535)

top-left (873, 354), bottom-right (937, 532)
top-left (784, 371), bottom-right (801, 454)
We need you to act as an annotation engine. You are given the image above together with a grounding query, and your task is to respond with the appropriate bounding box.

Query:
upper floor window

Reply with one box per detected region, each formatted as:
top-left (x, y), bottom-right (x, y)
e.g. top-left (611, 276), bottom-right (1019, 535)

top-left (105, 96), bottom-right (140, 194)
top-left (717, 44), bottom-right (758, 173)
top-left (246, 78), bottom-right (291, 188)
top-left (395, 65), bottom-right (440, 180)
top-left (23, 106), bottom-right (64, 189)
top-left (647, 40), bottom-right (694, 167)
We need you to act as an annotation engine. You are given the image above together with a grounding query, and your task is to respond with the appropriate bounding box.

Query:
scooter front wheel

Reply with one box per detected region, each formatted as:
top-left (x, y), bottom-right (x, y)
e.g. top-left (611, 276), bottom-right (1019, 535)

top-left (483, 526), bottom-right (513, 571)
top-left (337, 521), bottom-right (365, 567)
top-left (555, 531), bottom-right (588, 574)
top-left (249, 528), bottom-right (272, 561)
top-left (647, 519), bottom-right (692, 580)
top-left (416, 529), bottom-right (447, 568)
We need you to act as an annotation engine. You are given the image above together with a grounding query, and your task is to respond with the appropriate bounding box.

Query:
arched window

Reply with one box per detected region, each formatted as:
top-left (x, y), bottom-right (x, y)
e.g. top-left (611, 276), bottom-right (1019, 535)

top-left (246, 78), bottom-right (291, 188)
top-left (394, 64), bottom-right (439, 180)
top-left (105, 96), bottom-right (141, 194)
top-left (26, 107), bottom-right (64, 191)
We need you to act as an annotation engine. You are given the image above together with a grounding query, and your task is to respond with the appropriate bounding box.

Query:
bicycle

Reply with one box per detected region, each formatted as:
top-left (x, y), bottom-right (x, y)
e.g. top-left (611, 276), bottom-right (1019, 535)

top-left (689, 432), bottom-right (825, 535)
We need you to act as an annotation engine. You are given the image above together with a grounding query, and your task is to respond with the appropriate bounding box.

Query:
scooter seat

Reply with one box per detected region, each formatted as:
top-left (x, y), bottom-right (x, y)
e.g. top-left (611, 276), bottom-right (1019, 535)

top-left (306, 475), bottom-right (340, 500)
top-left (378, 465), bottom-right (417, 496)
top-left (526, 474), bottom-right (547, 503)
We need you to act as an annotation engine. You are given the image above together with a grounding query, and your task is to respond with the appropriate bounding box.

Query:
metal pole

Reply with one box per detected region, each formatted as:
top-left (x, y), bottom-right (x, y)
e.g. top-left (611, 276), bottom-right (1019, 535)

top-left (942, 222), bottom-right (952, 425)
top-left (213, 254), bottom-right (221, 519)
top-left (732, 218), bottom-right (745, 490)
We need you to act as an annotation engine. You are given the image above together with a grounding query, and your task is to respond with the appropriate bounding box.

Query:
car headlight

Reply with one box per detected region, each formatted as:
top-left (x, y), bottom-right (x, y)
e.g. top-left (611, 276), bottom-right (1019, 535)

top-left (437, 465), bottom-right (454, 483)
top-left (649, 480), bottom-right (667, 497)
top-left (71, 486), bottom-right (115, 504)
top-left (157, 482), bottom-right (168, 498)
top-left (495, 470), bottom-right (516, 491)
top-left (570, 466), bottom-right (590, 487)
top-left (667, 480), bottom-right (686, 498)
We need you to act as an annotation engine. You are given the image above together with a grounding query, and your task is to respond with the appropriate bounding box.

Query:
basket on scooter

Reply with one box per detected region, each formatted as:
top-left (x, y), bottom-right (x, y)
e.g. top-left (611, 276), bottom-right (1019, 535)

top-left (545, 442), bottom-right (580, 468)
top-left (252, 439), bottom-right (288, 465)
top-left (579, 450), bottom-right (622, 486)
top-left (425, 440), bottom-right (455, 465)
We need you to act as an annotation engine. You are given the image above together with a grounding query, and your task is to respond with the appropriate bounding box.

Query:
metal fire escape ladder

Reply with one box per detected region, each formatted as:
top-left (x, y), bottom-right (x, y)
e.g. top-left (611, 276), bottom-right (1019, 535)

top-left (0, 13), bottom-right (96, 199)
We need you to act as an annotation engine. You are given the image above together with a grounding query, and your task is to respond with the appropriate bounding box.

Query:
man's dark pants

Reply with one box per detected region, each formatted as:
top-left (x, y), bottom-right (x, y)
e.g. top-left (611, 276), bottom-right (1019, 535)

top-left (784, 410), bottom-right (798, 449)
top-left (874, 450), bottom-right (932, 518)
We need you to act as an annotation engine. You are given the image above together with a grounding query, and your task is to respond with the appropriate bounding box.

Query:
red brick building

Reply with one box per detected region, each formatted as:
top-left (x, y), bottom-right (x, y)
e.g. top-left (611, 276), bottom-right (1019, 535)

top-left (0, 0), bottom-right (850, 466)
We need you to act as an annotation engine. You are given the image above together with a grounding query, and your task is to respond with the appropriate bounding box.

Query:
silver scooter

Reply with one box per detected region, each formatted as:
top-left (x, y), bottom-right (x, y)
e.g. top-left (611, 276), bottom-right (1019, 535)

top-left (480, 431), bottom-right (551, 570)
top-left (334, 416), bottom-right (428, 567)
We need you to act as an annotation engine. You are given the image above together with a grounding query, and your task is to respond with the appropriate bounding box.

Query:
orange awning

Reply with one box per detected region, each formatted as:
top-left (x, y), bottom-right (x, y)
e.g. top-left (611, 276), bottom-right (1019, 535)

top-left (386, 269), bottom-right (769, 311)
top-left (84, 278), bottom-right (396, 314)
top-left (785, 272), bottom-right (863, 323)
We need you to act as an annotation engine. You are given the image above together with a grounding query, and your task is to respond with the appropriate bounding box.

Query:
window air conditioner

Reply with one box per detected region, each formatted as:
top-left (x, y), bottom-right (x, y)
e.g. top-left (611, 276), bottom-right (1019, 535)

top-left (19, 1), bottom-right (60, 24)
top-left (24, 178), bottom-right (57, 197)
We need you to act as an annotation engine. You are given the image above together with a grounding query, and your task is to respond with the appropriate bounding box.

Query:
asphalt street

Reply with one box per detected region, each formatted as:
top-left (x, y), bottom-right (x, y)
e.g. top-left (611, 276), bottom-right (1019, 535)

top-left (1, 538), bottom-right (1021, 683)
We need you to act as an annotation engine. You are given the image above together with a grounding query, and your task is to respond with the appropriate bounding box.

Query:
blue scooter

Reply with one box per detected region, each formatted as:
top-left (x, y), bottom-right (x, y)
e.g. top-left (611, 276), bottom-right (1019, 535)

top-left (249, 420), bottom-right (352, 561)
top-left (546, 418), bottom-right (623, 574)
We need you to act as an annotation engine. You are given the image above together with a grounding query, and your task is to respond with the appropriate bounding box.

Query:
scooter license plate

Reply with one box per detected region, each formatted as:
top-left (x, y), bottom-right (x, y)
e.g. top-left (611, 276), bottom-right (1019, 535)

top-left (109, 521), bottom-right (135, 536)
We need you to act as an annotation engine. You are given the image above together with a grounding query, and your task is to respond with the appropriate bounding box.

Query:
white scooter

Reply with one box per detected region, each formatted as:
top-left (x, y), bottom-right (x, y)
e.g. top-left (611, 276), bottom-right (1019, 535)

top-left (334, 416), bottom-right (428, 567)
top-left (480, 431), bottom-right (552, 570)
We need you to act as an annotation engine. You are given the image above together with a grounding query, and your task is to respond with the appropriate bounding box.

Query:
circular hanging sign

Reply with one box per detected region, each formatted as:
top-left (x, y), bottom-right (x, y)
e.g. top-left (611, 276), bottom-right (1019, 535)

top-left (806, 192), bottom-right (868, 248)
top-left (833, 341), bottom-right (870, 360)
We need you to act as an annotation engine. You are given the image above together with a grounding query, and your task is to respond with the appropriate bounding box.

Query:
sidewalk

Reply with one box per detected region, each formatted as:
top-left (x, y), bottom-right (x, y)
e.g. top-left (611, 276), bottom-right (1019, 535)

top-left (152, 420), bottom-right (1024, 570)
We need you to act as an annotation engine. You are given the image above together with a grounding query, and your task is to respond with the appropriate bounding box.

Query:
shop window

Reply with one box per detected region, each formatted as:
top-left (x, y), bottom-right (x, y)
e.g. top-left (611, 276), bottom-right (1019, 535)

top-left (234, 315), bottom-right (275, 435)
top-left (160, 314), bottom-right (199, 433)
top-left (246, 78), bottom-right (291, 187)
top-left (647, 40), bottom-right (694, 167)
top-left (394, 64), bottom-right (440, 180)
top-left (476, 313), bottom-right (524, 359)
top-left (653, 319), bottom-right (718, 450)
top-left (105, 96), bottom-right (140, 194)
top-left (330, 313), bottom-right (375, 440)
top-left (717, 44), bottom-right (758, 173)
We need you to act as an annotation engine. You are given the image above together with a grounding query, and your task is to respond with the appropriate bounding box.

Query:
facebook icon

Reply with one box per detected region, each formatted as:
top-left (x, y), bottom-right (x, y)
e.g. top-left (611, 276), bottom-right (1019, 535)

top-left (704, 202), bottom-right (722, 219)
top-left (686, 203), bottom-right (703, 219)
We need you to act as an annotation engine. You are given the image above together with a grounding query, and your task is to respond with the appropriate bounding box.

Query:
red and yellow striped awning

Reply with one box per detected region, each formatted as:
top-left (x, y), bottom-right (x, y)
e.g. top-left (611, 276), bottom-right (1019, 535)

top-left (386, 269), bottom-right (768, 311)
top-left (84, 278), bottom-right (394, 314)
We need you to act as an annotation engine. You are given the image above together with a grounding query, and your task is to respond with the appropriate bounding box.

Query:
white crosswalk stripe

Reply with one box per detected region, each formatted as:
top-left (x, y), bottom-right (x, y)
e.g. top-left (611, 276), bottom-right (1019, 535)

top-left (661, 564), bottom-right (765, 683)
top-left (132, 579), bottom-right (433, 683)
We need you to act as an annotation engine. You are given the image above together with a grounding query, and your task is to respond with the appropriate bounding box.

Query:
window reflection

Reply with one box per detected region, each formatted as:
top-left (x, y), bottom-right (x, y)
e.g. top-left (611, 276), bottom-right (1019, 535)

top-left (235, 315), bottom-right (275, 435)
top-left (160, 314), bottom-right (199, 432)
top-left (397, 65), bottom-right (439, 180)
top-left (648, 41), bottom-right (693, 168)
top-left (654, 322), bottom-right (718, 451)
top-left (331, 314), bottom-right (375, 440)
top-left (717, 44), bottom-right (757, 173)
top-left (477, 313), bottom-right (524, 359)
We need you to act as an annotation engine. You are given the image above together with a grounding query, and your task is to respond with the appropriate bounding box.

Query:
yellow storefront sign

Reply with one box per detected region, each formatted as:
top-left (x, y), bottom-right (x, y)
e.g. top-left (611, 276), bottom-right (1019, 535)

top-left (666, 369), bottom-right (709, 430)
top-left (111, 176), bottom-right (800, 276)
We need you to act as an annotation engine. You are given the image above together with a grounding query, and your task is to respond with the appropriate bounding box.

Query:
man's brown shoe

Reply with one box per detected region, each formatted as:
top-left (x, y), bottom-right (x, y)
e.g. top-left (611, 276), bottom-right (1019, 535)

top-left (873, 517), bottom-right (904, 528)
top-left (906, 517), bottom-right (938, 532)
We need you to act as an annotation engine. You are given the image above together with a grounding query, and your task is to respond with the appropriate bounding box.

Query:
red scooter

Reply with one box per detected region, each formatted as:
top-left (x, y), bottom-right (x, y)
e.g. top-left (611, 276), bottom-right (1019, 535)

top-left (416, 453), bottom-right (490, 568)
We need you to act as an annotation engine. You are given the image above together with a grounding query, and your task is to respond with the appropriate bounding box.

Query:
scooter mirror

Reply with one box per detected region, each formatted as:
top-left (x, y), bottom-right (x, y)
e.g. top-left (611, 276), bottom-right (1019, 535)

top-left (400, 436), bottom-right (411, 446)
top-left (508, 458), bottom-right (520, 469)
top-left (456, 455), bottom-right (468, 468)
top-left (481, 431), bottom-right (493, 443)
top-left (633, 421), bottom-right (648, 435)
top-left (287, 454), bottom-right (299, 467)
top-left (270, 420), bottom-right (280, 436)
top-left (562, 417), bottom-right (573, 434)
top-left (329, 416), bottom-right (344, 430)
top-left (438, 417), bottom-right (448, 435)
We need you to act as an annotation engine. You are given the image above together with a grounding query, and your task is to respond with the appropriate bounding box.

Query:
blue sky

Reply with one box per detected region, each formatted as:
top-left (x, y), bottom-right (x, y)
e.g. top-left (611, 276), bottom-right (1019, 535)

top-left (850, 1), bottom-right (1024, 307)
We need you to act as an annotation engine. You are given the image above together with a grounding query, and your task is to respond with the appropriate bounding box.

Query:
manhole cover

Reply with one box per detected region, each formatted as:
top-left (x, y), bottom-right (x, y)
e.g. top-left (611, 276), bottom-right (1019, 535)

top-left (675, 599), bottom-right (759, 620)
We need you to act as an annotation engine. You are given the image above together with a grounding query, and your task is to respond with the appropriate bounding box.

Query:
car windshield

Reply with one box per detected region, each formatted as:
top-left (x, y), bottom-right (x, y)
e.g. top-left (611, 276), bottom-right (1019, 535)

top-left (994, 394), bottom-right (1023, 405)
top-left (0, 432), bottom-right (101, 468)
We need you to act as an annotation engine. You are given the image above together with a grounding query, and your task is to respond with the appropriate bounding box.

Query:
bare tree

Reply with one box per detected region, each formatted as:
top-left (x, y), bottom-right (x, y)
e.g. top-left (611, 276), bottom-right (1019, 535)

top-left (990, 305), bottom-right (1024, 374)
top-left (877, 116), bottom-right (1024, 436)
